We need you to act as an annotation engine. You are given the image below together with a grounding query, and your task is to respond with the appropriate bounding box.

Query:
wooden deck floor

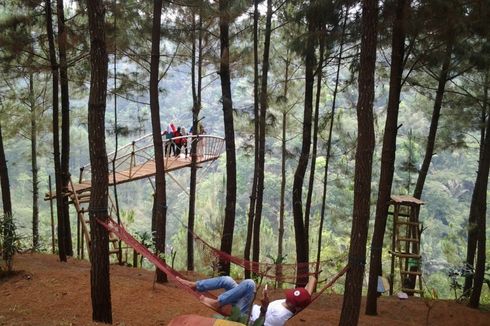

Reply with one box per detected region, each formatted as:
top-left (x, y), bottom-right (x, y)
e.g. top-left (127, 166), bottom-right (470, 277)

top-left (46, 154), bottom-right (218, 199)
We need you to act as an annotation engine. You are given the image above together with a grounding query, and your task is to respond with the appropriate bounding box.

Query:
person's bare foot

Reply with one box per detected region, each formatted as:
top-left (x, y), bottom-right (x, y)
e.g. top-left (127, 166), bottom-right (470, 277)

top-left (175, 276), bottom-right (196, 289)
top-left (199, 296), bottom-right (232, 316)
top-left (200, 295), bottom-right (221, 311)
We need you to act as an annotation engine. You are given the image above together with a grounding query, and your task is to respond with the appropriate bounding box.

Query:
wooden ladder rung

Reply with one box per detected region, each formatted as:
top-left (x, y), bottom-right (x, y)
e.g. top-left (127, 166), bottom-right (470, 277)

top-left (397, 221), bottom-right (420, 226)
top-left (389, 251), bottom-right (421, 259)
top-left (76, 207), bottom-right (91, 215)
top-left (387, 211), bottom-right (411, 217)
top-left (76, 191), bottom-right (91, 198)
top-left (109, 249), bottom-right (121, 254)
top-left (397, 237), bottom-right (419, 242)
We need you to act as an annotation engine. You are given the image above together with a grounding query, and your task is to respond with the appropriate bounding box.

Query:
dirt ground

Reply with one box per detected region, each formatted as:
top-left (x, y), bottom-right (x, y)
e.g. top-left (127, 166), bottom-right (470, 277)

top-left (1, 253), bottom-right (489, 326)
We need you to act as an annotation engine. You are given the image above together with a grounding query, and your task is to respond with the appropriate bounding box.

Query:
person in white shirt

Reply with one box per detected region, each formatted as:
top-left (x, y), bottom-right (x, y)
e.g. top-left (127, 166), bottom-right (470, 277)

top-left (176, 275), bottom-right (317, 326)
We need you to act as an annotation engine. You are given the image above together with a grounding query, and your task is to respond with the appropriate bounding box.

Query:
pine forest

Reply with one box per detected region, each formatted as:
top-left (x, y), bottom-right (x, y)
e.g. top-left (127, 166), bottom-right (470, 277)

top-left (0, 0), bottom-right (489, 325)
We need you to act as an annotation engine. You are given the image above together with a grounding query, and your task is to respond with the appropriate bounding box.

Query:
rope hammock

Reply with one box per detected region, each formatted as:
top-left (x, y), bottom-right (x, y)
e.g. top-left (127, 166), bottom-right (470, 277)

top-left (98, 218), bottom-right (349, 314)
top-left (184, 223), bottom-right (341, 282)
top-left (98, 218), bottom-right (217, 302)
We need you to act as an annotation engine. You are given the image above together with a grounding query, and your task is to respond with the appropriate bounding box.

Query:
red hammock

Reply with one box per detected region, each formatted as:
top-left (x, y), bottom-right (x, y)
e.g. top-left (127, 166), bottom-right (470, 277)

top-left (98, 218), bottom-right (349, 316)
top-left (187, 225), bottom-right (337, 282)
top-left (98, 218), bottom-right (216, 301)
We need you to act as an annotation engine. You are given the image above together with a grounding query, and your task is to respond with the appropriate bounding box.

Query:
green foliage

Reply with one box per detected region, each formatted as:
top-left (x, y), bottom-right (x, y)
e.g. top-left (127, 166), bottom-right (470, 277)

top-left (121, 209), bottom-right (135, 225)
top-left (452, 264), bottom-right (490, 304)
top-left (135, 230), bottom-right (152, 249)
top-left (220, 305), bottom-right (247, 325)
top-left (266, 253), bottom-right (286, 265)
top-left (447, 263), bottom-right (474, 300)
top-left (0, 215), bottom-right (22, 272)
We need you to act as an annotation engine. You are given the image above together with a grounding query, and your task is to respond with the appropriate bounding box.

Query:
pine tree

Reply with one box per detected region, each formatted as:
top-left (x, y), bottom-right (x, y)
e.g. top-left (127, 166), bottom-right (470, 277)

top-left (292, 1), bottom-right (318, 286)
top-left (218, 0), bottom-right (237, 275)
top-left (366, 0), bottom-right (410, 315)
top-left (87, 0), bottom-right (112, 322)
top-left (150, 0), bottom-right (168, 283)
top-left (0, 123), bottom-right (13, 264)
top-left (45, 0), bottom-right (67, 262)
top-left (340, 0), bottom-right (378, 324)
top-left (57, 0), bottom-right (73, 257)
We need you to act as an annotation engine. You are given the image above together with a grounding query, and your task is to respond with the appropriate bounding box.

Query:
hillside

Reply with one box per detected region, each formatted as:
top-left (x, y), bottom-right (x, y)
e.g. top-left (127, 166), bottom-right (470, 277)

top-left (1, 253), bottom-right (489, 325)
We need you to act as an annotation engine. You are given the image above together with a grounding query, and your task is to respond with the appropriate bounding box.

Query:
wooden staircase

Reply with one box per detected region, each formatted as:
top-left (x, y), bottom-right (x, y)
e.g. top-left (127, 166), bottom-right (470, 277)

top-left (68, 177), bottom-right (126, 263)
top-left (388, 195), bottom-right (424, 296)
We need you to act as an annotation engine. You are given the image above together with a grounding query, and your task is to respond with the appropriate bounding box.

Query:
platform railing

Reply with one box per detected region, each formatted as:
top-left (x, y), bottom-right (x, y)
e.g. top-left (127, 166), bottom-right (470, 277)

top-left (79, 134), bottom-right (225, 184)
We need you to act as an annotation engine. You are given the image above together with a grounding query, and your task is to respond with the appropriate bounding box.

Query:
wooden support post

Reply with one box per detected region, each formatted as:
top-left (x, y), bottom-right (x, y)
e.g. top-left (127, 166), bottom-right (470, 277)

top-left (49, 175), bottom-right (55, 254)
top-left (133, 249), bottom-right (138, 268)
top-left (389, 202), bottom-right (399, 295)
top-left (77, 212), bottom-right (80, 258)
top-left (81, 227), bottom-right (85, 260)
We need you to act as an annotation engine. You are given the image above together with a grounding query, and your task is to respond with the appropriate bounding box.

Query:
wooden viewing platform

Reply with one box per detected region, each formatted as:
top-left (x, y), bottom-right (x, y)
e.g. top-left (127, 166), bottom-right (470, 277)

top-left (63, 152), bottom-right (221, 195)
top-left (46, 134), bottom-right (225, 198)
top-left (45, 133), bottom-right (225, 261)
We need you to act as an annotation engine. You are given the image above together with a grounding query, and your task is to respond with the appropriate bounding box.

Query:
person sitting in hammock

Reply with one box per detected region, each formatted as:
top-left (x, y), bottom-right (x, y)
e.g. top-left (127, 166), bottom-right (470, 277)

top-left (176, 275), bottom-right (317, 326)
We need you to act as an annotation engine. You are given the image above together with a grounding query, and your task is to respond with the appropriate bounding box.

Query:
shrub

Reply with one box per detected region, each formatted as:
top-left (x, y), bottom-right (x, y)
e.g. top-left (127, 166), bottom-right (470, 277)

top-left (0, 215), bottom-right (21, 272)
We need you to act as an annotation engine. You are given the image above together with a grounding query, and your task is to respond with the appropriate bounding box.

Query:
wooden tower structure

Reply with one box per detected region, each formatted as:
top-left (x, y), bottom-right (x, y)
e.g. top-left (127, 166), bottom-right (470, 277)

top-left (388, 195), bottom-right (425, 296)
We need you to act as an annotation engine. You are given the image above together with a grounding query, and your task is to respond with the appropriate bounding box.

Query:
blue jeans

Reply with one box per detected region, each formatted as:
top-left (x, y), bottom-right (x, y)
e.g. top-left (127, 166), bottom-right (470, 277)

top-left (196, 276), bottom-right (256, 315)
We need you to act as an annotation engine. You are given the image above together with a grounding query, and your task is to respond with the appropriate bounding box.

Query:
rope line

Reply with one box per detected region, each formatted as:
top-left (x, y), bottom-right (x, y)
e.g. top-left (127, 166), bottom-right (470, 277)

top-left (310, 265), bottom-right (349, 303)
top-left (180, 220), bottom-right (341, 281)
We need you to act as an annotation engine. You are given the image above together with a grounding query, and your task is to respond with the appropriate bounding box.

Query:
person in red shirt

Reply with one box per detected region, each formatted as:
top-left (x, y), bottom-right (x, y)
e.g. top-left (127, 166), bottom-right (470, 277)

top-left (173, 126), bottom-right (182, 156)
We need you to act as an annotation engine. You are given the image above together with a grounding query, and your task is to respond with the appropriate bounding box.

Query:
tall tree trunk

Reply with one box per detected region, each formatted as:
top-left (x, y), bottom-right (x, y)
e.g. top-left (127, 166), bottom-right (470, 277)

top-left (0, 124), bottom-right (13, 261)
top-left (244, 0), bottom-right (260, 279)
top-left (277, 50), bottom-right (291, 288)
top-left (292, 10), bottom-right (316, 287)
top-left (45, 0), bottom-right (66, 262)
top-left (464, 72), bottom-right (489, 293)
top-left (366, 0), bottom-right (409, 315)
top-left (339, 0), bottom-right (377, 325)
top-left (188, 5), bottom-right (203, 271)
top-left (188, 10), bottom-right (197, 272)
top-left (57, 0), bottom-right (73, 257)
top-left (479, 74), bottom-right (488, 162)
top-left (29, 74), bottom-right (40, 251)
top-left (317, 6), bottom-right (348, 276)
top-left (252, 0), bottom-right (273, 275)
top-left (87, 0), bottom-right (111, 322)
top-left (218, 0), bottom-right (237, 276)
top-left (467, 87), bottom-right (490, 308)
top-left (150, 0), bottom-right (168, 283)
top-left (413, 36), bottom-right (454, 199)
top-left (304, 28), bottom-right (325, 244)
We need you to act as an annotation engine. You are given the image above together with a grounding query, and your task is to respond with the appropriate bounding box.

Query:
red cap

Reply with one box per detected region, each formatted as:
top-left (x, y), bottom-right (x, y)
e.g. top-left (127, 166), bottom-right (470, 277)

top-left (284, 288), bottom-right (311, 308)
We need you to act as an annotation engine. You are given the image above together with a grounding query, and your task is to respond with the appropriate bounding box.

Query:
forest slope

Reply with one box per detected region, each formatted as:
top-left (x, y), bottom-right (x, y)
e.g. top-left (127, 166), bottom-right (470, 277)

top-left (1, 254), bottom-right (489, 326)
